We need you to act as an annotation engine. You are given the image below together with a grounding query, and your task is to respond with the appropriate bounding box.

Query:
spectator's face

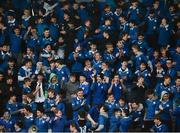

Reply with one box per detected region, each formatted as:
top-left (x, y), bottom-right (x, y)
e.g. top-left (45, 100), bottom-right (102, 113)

top-left (90, 44), bottom-right (96, 50)
top-left (122, 61), bottom-right (127, 68)
top-left (175, 78), bottom-right (180, 86)
top-left (48, 91), bottom-right (54, 98)
top-left (6, 78), bottom-right (13, 84)
top-left (11, 96), bottom-right (16, 102)
top-left (85, 60), bottom-right (91, 67)
top-left (79, 76), bottom-right (86, 83)
top-left (166, 60), bottom-right (172, 68)
top-left (164, 78), bottom-right (171, 85)
top-left (153, 2), bottom-right (159, 9)
top-left (70, 75), bottom-right (76, 82)
top-left (85, 20), bottom-right (91, 27)
top-left (161, 18), bottom-right (167, 25)
top-left (119, 17), bottom-right (125, 23)
top-left (64, 13), bottom-right (69, 20)
top-left (46, 45), bottom-right (51, 51)
top-left (147, 94), bottom-right (153, 99)
top-left (132, 47), bottom-right (138, 54)
top-left (0, 74), bottom-right (3, 81)
top-left (37, 110), bottom-right (43, 117)
top-left (176, 46), bottom-right (180, 53)
top-left (73, 3), bottom-right (78, 10)
top-left (14, 28), bottom-right (20, 35)
top-left (2, 45), bottom-right (9, 52)
top-left (122, 34), bottom-right (128, 41)
top-left (26, 61), bottom-right (32, 69)
top-left (77, 91), bottom-right (84, 99)
top-left (44, 30), bottom-right (50, 37)
top-left (108, 95), bottom-right (114, 102)
top-left (7, 61), bottom-right (14, 67)
top-left (117, 41), bottom-right (123, 48)
top-left (95, 53), bottom-right (101, 60)
top-left (153, 51), bottom-right (159, 57)
top-left (24, 9), bottom-right (30, 16)
top-left (162, 94), bottom-right (169, 101)
top-left (132, 103), bottom-right (138, 109)
top-left (37, 75), bottom-right (43, 81)
top-left (105, 20), bottom-right (111, 25)
top-left (119, 99), bottom-right (125, 106)
top-left (31, 28), bottom-right (37, 34)
top-left (138, 35), bottom-right (144, 41)
top-left (140, 63), bottom-right (146, 70)
top-left (50, 17), bottom-right (57, 23)
top-left (114, 75), bottom-right (119, 83)
top-left (154, 119), bottom-right (159, 125)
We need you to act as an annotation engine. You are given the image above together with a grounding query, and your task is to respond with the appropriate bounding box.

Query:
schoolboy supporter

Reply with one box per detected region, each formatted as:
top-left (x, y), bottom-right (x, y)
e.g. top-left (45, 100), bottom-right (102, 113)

top-left (79, 74), bottom-right (90, 104)
top-left (118, 15), bottom-right (129, 37)
top-left (39, 28), bottom-right (55, 49)
top-left (157, 18), bottom-right (173, 47)
top-left (127, 0), bottom-right (141, 24)
top-left (116, 97), bottom-right (129, 111)
top-left (23, 47), bottom-right (38, 65)
top-left (144, 89), bottom-right (159, 131)
top-left (154, 75), bottom-right (173, 99)
top-left (92, 51), bottom-right (103, 74)
top-left (22, 77), bottom-right (32, 94)
top-left (50, 108), bottom-right (65, 132)
top-left (129, 20), bottom-right (138, 44)
top-left (109, 108), bottom-right (121, 132)
top-left (43, 89), bottom-right (56, 115)
top-left (132, 45), bottom-right (148, 70)
top-left (35, 107), bottom-right (49, 132)
top-left (9, 26), bottom-right (23, 59)
top-left (48, 73), bottom-right (60, 94)
top-left (150, 115), bottom-right (168, 132)
top-left (105, 93), bottom-right (117, 117)
top-left (135, 62), bottom-right (151, 87)
top-left (21, 9), bottom-right (32, 31)
top-left (23, 26), bottom-right (40, 54)
top-left (25, 94), bottom-right (37, 113)
top-left (137, 33), bottom-right (152, 55)
top-left (68, 44), bottom-right (85, 74)
top-left (72, 88), bottom-right (89, 120)
top-left (103, 42), bottom-right (116, 68)
top-left (117, 60), bottom-right (133, 88)
top-left (40, 44), bottom-right (55, 67)
top-left (0, 110), bottom-right (14, 132)
top-left (84, 42), bottom-right (98, 60)
top-left (82, 59), bottom-right (95, 83)
top-left (129, 100), bottom-right (144, 131)
top-left (119, 109), bottom-right (133, 132)
top-left (55, 59), bottom-right (70, 82)
top-left (21, 106), bottom-right (34, 131)
top-left (55, 36), bottom-right (66, 60)
top-left (155, 91), bottom-right (173, 130)
top-left (152, 60), bottom-right (166, 85)
top-left (49, 15), bottom-right (59, 41)
top-left (108, 74), bottom-right (126, 101)
top-left (172, 76), bottom-right (180, 104)
top-left (144, 9), bottom-right (158, 47)
top-left (165, 58), bottom-right (177, 82)
top-left (18, 59), bottom-right (33, 88)
top-left (95, 105), bottom-right (109, 132)
top-left (91, 73), bottom-right (109, 105)
top-left (6, 10), bottom-right (18, 34)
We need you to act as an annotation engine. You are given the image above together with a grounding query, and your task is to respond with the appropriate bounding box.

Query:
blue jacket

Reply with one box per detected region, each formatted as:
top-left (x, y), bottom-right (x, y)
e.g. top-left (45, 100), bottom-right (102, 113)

top-left (68, 51), bottom-right (84, 73)
top-left (145, 16), bottom-right (158, 35)
top-left (155, 83), bottom-right (173, 98)
top-left (91, 82), bottom-right (108, 105)
top-left (51, 117), bottom-right (65, 132)
top-left (151, 123), bottom-right (168, 132)
top-left (55, 65), bottom-right (70, 82)
top-left (23, 114), bottom-right (34, 131)
top-left (49, 23), bottom-right (59, 41)
top-left (109, 115), bottom-right (120, 132)
top-left (111, 83), bottom-right (123, 101)
top-left (39, 36), bottom-right (55, 49)
top-left (156, 100), bottom-right (173, 121)
top-left (97, 112), bottom-right (109, 132)
top-left (35, 116), bottom-right (49, 132)
top-left (158, 25), bottom-right (172, 46)
top-left (10, 34), bottom-right (23, 53)
top-left (145, 98), bottom-right (159, 120)
top-left (119, 116), bottom-right (132, 132)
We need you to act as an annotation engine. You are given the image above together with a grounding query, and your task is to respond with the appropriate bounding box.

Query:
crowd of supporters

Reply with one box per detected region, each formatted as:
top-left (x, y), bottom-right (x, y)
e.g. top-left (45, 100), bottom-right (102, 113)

top-left (0, 0), bottom-right (179, 132)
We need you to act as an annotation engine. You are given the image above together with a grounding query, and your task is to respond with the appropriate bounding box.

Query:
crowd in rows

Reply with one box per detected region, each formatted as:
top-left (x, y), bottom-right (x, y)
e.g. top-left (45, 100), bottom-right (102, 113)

top-left (0, 0), bottom-right (179, 132)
